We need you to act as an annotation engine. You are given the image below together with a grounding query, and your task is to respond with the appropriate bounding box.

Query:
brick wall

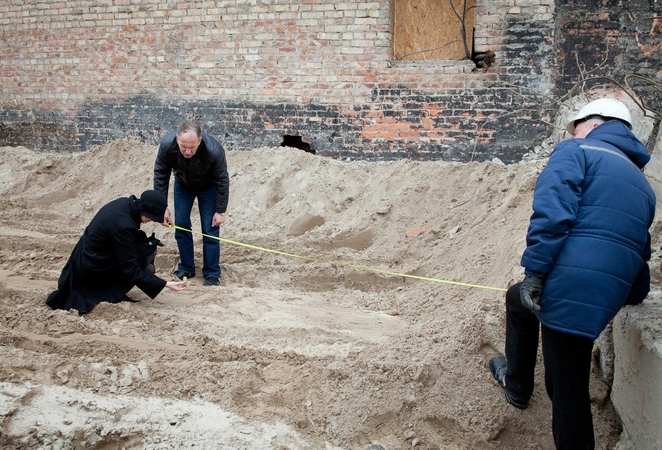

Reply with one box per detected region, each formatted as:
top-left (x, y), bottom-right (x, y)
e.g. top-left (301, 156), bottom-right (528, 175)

top-left (555, 0), bottom-right (662, 145)
top-left (1, 0), bottom-right (657, 162)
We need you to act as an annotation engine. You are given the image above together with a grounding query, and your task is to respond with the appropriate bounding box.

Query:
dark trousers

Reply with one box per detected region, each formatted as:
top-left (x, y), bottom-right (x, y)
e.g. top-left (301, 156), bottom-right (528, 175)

top-left (505, 283), bottom-right (595, 450)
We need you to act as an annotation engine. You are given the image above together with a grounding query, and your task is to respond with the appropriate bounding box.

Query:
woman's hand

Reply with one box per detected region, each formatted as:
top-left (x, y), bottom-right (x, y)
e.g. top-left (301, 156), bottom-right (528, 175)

top-left (165, 280), bottom-right (187, 291)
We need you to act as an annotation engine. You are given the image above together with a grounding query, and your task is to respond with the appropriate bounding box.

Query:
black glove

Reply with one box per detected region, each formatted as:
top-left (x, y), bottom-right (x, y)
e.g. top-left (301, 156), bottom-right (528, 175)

top-left (519, 275), bottom-right (546, 312)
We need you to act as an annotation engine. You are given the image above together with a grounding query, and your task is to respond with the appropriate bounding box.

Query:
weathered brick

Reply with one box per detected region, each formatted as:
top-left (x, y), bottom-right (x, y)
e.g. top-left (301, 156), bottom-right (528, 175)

top-left (0, 0), bottom-right (658, 162)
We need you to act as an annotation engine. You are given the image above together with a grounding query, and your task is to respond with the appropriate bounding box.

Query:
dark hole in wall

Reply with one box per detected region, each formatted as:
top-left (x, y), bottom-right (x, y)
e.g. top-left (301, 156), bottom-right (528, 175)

top-left (281, 134), bottom-right (315, 154)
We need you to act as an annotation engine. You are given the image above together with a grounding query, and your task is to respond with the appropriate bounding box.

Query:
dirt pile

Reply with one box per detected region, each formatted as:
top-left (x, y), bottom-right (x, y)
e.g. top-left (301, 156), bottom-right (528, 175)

top-left (0, 139), bottom-right (650, 449)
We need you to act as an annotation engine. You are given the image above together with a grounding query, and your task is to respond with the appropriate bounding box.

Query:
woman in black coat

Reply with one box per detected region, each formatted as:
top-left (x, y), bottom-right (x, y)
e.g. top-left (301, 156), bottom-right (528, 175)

top-left (46, 190), bottom-right (187, 313)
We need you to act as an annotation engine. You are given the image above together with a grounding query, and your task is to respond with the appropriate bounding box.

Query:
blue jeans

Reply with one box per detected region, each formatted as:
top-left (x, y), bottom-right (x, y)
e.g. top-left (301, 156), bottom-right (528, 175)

top-left (173, 179), bottom-right (221, 278)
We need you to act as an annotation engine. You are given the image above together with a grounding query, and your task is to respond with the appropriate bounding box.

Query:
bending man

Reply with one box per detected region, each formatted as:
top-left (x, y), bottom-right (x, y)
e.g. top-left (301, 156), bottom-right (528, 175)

top-left (154, 122), bottom-right (229, 287)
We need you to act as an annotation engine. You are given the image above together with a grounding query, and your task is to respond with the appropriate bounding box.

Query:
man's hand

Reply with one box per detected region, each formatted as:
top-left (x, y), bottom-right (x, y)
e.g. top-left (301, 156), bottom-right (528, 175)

top-left (212, 212), bottom-right (226, 227)
top-left (162, 208), bottom-right (173, 227)
top-left (520, 275), bottom-right (546, 312)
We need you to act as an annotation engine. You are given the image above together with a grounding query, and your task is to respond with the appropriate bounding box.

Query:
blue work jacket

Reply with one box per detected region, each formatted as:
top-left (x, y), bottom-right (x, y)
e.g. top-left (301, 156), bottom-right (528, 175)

top-left (521, 120), bottom-right (656, 339)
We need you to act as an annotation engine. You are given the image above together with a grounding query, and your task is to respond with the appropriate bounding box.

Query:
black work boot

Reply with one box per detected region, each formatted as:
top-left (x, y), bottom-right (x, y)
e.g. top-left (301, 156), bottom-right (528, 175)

top-left (173, 269), bottom-right (195, 280)
top-left (203, 276), bottom-right (220, 286)
top-left (489, 355), bottom-right (529, 410)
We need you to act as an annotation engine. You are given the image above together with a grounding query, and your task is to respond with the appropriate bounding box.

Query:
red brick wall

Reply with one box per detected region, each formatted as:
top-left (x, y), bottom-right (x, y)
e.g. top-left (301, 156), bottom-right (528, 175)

top-left (0, 1), bottom-right (584, 161)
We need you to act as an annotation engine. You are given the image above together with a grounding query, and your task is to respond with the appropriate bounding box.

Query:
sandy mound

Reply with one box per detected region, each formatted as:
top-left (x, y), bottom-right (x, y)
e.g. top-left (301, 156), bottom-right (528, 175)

top-left (0, 139), bottom-right (653, 449)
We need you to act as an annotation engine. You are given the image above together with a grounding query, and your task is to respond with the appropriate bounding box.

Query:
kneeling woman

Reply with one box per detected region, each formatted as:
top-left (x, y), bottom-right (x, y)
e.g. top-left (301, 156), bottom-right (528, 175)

top-left (46, 190), bottom-right (187, 313)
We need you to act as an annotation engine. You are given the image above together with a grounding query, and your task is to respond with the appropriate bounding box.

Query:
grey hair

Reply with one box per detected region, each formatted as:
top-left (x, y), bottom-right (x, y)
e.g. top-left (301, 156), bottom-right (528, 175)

top-left (177, 121), bottom-right (202, 138)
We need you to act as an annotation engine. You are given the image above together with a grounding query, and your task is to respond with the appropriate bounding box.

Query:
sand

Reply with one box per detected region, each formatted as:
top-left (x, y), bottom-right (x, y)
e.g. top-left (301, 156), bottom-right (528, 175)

top-left (0, 139), bottom-right (657, 449)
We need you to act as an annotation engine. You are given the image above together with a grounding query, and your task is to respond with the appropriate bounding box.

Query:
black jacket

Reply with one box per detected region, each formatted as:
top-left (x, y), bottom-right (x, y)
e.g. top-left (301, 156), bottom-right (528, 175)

top-left (46, 196), bottom-right (167, 313)
top-left (154, 130), bottom-right (229, 213)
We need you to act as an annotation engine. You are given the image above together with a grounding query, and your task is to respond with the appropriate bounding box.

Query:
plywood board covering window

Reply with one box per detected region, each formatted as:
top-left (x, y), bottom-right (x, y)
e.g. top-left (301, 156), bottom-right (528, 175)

top-left (394, 0), bottom-right (477, 61)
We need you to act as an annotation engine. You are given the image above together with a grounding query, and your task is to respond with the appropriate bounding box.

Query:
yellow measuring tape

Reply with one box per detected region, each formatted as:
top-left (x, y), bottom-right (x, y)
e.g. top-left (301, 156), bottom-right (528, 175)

top-left (167, 224), bottom-right (507, 292)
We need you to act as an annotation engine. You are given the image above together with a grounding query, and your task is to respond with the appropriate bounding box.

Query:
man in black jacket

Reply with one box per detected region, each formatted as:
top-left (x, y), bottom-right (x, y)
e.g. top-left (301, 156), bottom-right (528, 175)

top-left (46, 190), bottom-right (187, 314)
top-left (154, 122), bottom-right (229, 286)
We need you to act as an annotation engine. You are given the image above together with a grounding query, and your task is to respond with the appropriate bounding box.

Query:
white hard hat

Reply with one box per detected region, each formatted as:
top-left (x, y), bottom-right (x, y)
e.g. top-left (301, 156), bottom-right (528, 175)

top-left (566, 98), bottom-right (632, 134)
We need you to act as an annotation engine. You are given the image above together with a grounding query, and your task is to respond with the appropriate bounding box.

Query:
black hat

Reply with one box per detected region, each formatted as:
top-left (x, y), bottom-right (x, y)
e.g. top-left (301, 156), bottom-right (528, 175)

top-left (136, 190), bottom-right (167, 222)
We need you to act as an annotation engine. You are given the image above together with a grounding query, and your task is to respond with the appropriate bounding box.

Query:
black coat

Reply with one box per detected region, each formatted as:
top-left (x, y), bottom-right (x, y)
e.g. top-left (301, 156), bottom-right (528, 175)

top-left (46, 196), bottom-right (167, 313)
top-left (154, 130), bottom-right (230, 214)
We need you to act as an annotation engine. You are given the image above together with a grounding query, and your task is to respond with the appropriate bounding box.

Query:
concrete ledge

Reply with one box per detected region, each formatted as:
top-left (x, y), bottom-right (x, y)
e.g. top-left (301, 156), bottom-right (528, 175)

top-left (612, 295), bottom-right (662, 449)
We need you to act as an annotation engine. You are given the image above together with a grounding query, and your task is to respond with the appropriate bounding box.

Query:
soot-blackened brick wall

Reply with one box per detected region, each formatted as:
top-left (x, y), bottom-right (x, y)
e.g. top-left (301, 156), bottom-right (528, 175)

top-left (5, 0), bottom-right (654, 162)
top-left (555, 0), bottom-right (661, 142)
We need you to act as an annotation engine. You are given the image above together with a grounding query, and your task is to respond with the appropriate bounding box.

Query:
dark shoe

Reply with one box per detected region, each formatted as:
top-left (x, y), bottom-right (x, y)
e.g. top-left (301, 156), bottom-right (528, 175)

top-left (108, 294), bottom-right (139, 304)
top-left (203, 277), bottom-right (220, 286)
top-left (489, 355), bottom-right (529, 410)
top-left (174, 270), bottom-right (195, 280)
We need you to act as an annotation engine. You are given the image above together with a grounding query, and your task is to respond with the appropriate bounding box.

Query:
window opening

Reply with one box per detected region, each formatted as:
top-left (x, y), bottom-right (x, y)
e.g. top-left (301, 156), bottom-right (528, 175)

top-left (393, 0), bottom-right (477, 61)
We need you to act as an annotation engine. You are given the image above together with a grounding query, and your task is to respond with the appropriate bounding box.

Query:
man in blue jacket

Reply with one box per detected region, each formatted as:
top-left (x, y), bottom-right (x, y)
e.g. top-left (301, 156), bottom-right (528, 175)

top-left (154, 122), bottom-right (230, 287)
top-left (489, 98), bottom-right (656, 449)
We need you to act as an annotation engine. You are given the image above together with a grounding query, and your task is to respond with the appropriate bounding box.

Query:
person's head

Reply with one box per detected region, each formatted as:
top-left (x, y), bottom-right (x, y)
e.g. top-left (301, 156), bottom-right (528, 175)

top-left (136, 190), bottom-right (167, 223)
top-left (566, 98), bottom-right (632, 139)
top-left (176, 122), bottom-right (203, 158)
